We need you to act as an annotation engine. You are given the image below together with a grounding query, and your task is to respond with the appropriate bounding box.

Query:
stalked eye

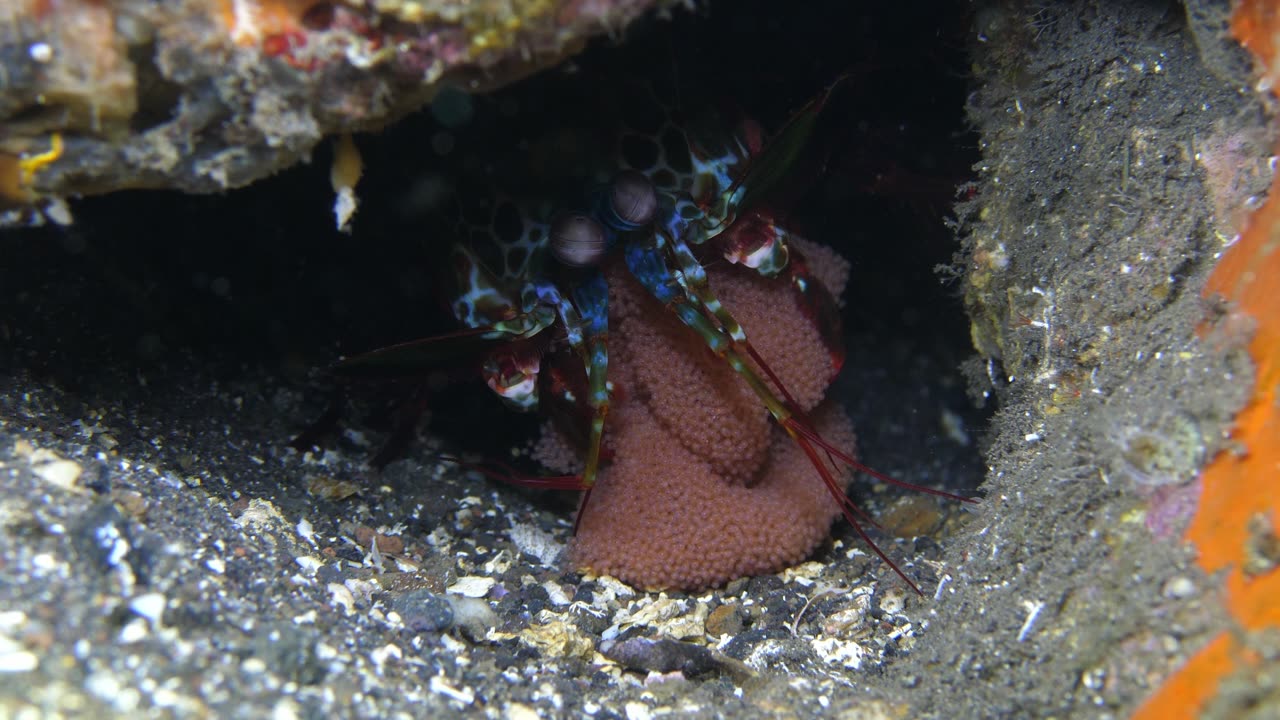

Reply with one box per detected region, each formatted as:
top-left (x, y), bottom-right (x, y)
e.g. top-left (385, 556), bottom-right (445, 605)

top-left (550, 213), bottom-right (608, 268)
top-left (609, 169), bottom-right (658, 227)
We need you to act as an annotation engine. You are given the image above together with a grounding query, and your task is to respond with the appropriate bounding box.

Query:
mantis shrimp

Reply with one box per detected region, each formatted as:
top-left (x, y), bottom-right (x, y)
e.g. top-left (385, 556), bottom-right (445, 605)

top-left (335, 78), bottom-right (973, 593)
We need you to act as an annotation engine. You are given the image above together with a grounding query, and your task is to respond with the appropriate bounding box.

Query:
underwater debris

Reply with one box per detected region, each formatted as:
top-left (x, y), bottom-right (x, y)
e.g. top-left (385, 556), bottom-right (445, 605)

top-left (0, 0), bottom-right (665, 219)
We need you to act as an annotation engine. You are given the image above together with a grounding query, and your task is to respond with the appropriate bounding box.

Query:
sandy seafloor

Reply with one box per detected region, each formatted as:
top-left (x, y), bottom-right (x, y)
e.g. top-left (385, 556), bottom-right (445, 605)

top-left (0, 1), bottom-right (1273, 718)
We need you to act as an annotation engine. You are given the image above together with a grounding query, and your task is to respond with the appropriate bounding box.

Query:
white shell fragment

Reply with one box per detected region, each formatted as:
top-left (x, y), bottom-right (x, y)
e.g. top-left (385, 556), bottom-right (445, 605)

top-left (447, 576), bottom-right (496, 598)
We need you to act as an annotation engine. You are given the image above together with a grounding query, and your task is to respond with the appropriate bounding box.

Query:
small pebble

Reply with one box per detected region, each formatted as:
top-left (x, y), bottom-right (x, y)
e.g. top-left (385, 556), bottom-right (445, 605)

top-left (1162, 576), bottom-right (1195, 599)
top-left (878, 495), bottom-right (944, 538)
top-left (504, 702), bottom-right (541, 720)
top-left (879, 588), bottom-right (907, 615)
top-left (601, 637), bottom-right (721, 677)
top-left (391, 589), bottom-right (454, 633)
top-left (328, 583), bottom-right (356, 616)
top-left (705, 604), bottom-right (743, 637)
top-left (32, 457), bottom-right (83, 490)
top-left (447, 576), bottom-right (495, 598)
top-left (355, 526), bottom-right (404, 554)
top-left (307, 476), bottom-right (360, 501)
top-left (118, 618), bottom-right (149, 643)
top-left (0, 635), bottom-right (38, 673)
top-left (114, 490), bottom-right (148, 518)
top-left (129, 593), bottom-right (166, 625)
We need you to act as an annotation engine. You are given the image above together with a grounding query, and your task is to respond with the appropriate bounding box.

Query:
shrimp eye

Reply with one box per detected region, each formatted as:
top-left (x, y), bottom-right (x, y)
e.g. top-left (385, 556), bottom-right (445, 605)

top-left (550, 213), bottom-right (608, 268)
top-left (608, 169), bottom-right (657, 227)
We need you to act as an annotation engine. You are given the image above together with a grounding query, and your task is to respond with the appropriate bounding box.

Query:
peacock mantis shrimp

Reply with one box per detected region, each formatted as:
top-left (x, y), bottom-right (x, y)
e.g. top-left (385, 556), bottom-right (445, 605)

top-left (333, 77), bottom-right (974, 594)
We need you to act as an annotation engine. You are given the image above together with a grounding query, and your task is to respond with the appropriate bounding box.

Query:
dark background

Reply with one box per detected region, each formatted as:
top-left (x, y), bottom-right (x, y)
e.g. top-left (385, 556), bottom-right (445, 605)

top-left (1, 0), bottom-right (986, 493)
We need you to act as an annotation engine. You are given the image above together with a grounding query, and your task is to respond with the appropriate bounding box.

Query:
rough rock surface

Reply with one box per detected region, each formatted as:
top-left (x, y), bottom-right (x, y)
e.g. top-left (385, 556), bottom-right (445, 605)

top-left (905, 1), bottom-right (1271, 716)
top-left (0, 0), bottom-right (663, 220)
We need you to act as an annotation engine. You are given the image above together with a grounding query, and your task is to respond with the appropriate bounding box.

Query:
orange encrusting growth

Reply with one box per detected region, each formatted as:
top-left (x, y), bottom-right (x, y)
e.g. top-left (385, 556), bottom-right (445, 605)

top-left (1231, 0), bottom-right (1280, 89)
top-left (1133, 186), bottom-right (1280, 720)
top-left (219, 0), bottom-right (320, 45)
top-left (1133, 2), bottom-right (1280, 717)
top-left (545, 245), bottom-right (856, 591)
top-left (1191, 193), bottom-right (1280, 590)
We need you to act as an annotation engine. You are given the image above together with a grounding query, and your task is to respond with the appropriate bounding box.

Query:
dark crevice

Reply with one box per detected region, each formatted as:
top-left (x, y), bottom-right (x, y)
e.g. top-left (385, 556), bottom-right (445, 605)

top-left (1, 0), bottom-right (987, 499)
